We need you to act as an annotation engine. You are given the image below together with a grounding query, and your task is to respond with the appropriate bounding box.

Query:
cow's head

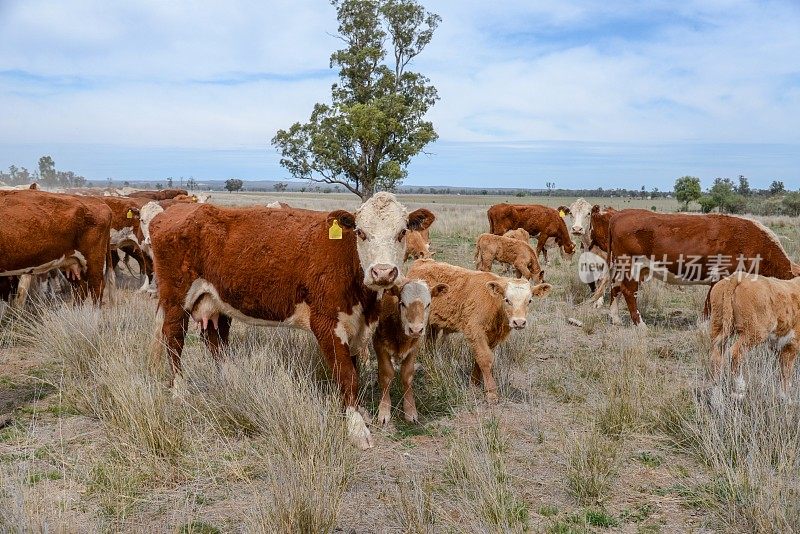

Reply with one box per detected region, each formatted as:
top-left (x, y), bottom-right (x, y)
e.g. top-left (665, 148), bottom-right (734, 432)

top-left (568, 198), bottom-right (593, 237)
top-left (487, 278), bottom-right (551, 329)
top-left (329, 192), bottom-right (435, 290)
top-left (390, 279), bottom-right (448, 338)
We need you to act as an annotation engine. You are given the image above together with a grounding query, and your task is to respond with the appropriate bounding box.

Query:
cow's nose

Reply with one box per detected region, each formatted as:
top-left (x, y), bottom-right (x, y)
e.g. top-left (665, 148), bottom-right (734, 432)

top-left (511, 318), bottom-right (527, 329)
top-left (572, 226), bottom-right (583, 233)
top-left (408, 323), bottom-right (425, 336)
top-left (370, 264), bottom-right (398, 285)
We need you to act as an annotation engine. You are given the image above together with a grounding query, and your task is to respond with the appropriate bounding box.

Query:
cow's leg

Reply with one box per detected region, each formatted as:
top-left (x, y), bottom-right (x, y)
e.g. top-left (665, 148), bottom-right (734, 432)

top-left (376, 344), bottom-right (395, 426)
top-left (701, 285), bottom-right (714, 321)
top-left (608, 284), bottom-right (623, 325)
top-left (778, 340), bottom-right (798, 403)
top-left (12, 275), bottom-right (33, 309)
top-left (202, 314), bottom-right (231, 360)
top-left (161, 305), bottom-right (189, 395)
top-left (467, 335), bottom-right (498, 403)
top-left (312, 317), bottom-right (373, 449)
top-left (537, 237), bottom-right (549, 265)
top-left (400, 348), bottom-right (419, 423)
top-left (729, 337), bottom-right (751, 401)
top-left (620, 278), bottom-right (645, 327)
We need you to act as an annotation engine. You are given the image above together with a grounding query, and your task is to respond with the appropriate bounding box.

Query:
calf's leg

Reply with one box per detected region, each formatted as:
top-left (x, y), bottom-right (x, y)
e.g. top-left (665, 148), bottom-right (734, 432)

top-left (401, 348), bottom-right (419, 423)
top-left (375, 343), bottom-right (395, 425)
top-left (778, 339), bottom-right (799, 402)
top-left (467, 335), bottom-right (498, 403)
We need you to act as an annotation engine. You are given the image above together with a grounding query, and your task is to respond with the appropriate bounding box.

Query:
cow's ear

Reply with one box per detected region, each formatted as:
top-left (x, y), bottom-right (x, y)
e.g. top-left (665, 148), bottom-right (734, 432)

top-left (327, 210), bottom-right (356, 229)
top-left (591, 205), bottom-right (600, 215)
top-left (558, 206), bottom-right (571, 215)
top-left (430, 283), bottom-right (449, 297)
top-left (537, 270), bottom-right (545, 283)
top-left (407, 209), bottom-right (435, 231)
top-left (486, 280), bottom-right (505, 298)
top-left (531, 283), bottom-right (552, 297)
top-left (386, 284), bottom-right (402, 298)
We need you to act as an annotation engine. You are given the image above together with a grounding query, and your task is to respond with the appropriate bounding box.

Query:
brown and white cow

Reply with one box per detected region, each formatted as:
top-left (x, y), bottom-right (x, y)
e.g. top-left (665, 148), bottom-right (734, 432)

top-left (404, 228), bottom-right (432, 261)
top-left (0, 190), bottom-right (114, 304)
top-left (372, 279), bottom-right (448, 425)
top-left (487, 203), bottom-right (576, 264)
top-left (474, 233), bottom-right (544, 282)
top-left (709, 273), bottom-right (800, 407)
top-left (148, 192), bottom-right (434, 449)
top-left (591, 209), bottom-right (800, 327)
top-left (408, 259), bottom-right (551, 402)
top-left (127, 188), bottom-right (188, 201)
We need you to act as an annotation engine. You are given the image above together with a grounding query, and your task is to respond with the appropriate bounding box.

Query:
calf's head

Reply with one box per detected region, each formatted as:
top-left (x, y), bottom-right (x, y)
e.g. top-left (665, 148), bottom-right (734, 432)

top-left (394, 280), bottom-right (448, 338)
top-left (329, 192), bottom-right (435, 290)
top-left (487, 278), bottom-right (551, 329)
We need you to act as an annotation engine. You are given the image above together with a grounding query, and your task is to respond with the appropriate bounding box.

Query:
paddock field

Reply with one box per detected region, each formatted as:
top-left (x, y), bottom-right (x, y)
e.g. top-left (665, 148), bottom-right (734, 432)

top-left (1, 192), bottom-right (800, 533)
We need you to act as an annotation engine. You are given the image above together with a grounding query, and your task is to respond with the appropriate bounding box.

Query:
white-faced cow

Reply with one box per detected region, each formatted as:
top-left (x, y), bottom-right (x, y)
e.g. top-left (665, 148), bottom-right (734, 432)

top-left (148, 192), bottom-right (434, 449)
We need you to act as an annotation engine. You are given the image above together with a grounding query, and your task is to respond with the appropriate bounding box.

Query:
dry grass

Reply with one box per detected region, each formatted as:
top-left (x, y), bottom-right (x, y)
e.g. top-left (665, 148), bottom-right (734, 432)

top-left (1, 192), bottom-right (798, 531)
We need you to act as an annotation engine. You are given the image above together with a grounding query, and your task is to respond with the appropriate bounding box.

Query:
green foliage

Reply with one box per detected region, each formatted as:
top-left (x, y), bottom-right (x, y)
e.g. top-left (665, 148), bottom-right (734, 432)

top-left (673, 176), bottom-right (701, 209)
top-left (769, 180), bottom-right (786, 196)
top-left (782, 191), bottom-right (800, 216)
top-left (736, 175), bottom-right (751, 196)
top-left (225, 178), bottom-right (244, 192)
top-left (272, 0), bottom-right (440, 200)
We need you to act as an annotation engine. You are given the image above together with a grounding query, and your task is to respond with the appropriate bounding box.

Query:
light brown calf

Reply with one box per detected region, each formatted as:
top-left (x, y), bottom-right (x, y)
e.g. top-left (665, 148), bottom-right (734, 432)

top-left (475, 233), bottom-right (544, 282)
top-left (502, 228), bottom-right (531, 242)
top-left (372, 279), bottom-right (448, 425)
top-left (709, 273), bottom-right (800, 407)
top-left (408, 259), bottom-right (551, 401)
top-left (404, 228), bottom-right (432, 261)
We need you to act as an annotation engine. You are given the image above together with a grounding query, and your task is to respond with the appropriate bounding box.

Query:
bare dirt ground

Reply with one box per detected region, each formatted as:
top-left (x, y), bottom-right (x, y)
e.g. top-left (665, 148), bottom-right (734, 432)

top-left (2, 192), bottom-right (799, 533)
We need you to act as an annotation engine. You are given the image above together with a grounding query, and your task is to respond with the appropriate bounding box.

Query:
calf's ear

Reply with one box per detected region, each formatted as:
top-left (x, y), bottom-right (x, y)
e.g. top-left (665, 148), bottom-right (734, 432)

top-left (486, 280), bottom-right (505, 298)
top-left (537, 270), bottom-right (545, 283)
top-left (591, 205), bottom-right (601, 215)
top-left (531, 283), bottom-right (552, 297)
top-left (407, 209), bottom-right (435, 231)
top-left (430, 283), bottom-right (449, 297)
top-left (327, 210), bottom-right (356, 229)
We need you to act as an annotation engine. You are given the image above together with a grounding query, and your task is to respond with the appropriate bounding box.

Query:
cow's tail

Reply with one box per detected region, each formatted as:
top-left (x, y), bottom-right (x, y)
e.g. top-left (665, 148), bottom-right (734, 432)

top-left (487, 209), bottom-right (496, 234)
top-left (718, 275), bottom-right (743, 340)
top-left (104, 247), bottom-right (117, 306)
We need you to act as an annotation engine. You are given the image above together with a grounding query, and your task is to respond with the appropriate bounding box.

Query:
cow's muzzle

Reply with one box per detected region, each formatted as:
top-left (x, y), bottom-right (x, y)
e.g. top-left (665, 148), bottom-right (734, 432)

top-left (405, 323), bottom-right (425, 337)
top-left (369, 264), bottom-right (399, 287)
top-left (510, 318), bottom-right (527, 329)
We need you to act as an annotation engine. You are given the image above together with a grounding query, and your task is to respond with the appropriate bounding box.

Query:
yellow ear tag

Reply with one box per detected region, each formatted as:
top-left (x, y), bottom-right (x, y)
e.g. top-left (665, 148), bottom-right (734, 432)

top-left (126, 209), bottom-right (133, 219)
top-left (559, 210), bottom-right (566, 218)
top-left (329, 219), bottom-right (343, 240)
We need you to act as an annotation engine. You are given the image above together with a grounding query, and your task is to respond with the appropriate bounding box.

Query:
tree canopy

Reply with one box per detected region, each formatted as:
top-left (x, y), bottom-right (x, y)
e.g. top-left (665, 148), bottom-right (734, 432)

top-left (272, 0), bottom-right (440, 200)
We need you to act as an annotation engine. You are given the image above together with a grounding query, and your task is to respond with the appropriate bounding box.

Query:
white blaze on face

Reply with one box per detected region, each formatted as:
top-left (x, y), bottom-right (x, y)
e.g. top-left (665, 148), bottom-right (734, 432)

top-left (355, 192), bottom-right (408, 289)
top-left (568, 198), bottom-right (593, 237)
top-left (139, 201), bottom-right (164, 252)
top-left (504, 279), bottom-right (533, 329)
top-left (399, 280), bottom-right (433, 337)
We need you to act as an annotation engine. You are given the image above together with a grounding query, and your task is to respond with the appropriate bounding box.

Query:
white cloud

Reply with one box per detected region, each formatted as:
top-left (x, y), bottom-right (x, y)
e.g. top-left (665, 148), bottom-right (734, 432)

top-left (0, 0), bottom-right (798, 150)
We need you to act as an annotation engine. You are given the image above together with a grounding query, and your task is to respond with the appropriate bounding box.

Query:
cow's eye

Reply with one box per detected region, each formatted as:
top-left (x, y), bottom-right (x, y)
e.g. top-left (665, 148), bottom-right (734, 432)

top-left (528, 298), bottom-right (533, 304)
top-left (399, 301), bottom-right (406, 308)
top-left (355, 228), bottom-right (367, 241)
top-left (397, 228), bottom-right (407, 241)
top-left (504, 298), bottom-right (511, 304)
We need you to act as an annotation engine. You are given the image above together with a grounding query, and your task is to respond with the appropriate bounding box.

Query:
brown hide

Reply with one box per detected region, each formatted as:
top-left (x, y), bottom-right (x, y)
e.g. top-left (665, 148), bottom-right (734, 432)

top-left (487, 204), bottom-right (576, 260)
top-left (0, 190), bottom-right (113, 303)
top-left (127, 188), bottom-right (188, 201)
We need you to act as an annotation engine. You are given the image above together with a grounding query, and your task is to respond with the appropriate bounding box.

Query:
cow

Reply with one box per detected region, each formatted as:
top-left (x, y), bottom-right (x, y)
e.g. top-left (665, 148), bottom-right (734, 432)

top-left (127, 188), bottom-right (188, 201)
top-left (407, 259), bottom-right (551, 402)
top-left (404, 229), bottom-right (432, 261)
top-left (591, 209), bottom-right (800, 327)
top-left (0, 190), bottom-right (114, 304)
top-left (709, 273), bottom-right (800, 407)
top-left (487, 204), bottom-right (576, 265)
top-left (148, 192), bottom-right (435, 449)
top-left (502, 228), bottom-right (531, 242)
top-left (372, 279), bottom-right (448, 425)
top-left (474, 233), bottom-right (544, 282)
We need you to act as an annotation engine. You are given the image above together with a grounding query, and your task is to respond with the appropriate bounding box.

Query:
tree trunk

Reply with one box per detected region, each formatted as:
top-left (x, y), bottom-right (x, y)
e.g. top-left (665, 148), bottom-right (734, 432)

top-left (361, 181), bottom-right (375, 201)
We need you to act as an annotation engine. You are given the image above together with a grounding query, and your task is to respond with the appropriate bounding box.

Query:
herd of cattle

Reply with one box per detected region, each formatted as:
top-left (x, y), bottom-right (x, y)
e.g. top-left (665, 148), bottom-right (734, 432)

top-left (1, 186), bottom-right (800, 448)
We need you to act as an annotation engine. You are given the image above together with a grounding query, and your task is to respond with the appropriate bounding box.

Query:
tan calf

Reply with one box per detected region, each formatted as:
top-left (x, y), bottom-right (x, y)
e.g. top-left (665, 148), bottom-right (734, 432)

top-left (404, 228), bottom-right (432, 261)
top-left (372, 280), bottom-right (448, 425)
top-left (408, 259), bottom-right (551, 402)
top-left (474, 233), bottom-right (544, 282)
top-left (709, 273), bottom-right (800, 407)
top-left (502, 228), bottom-right (531, 242)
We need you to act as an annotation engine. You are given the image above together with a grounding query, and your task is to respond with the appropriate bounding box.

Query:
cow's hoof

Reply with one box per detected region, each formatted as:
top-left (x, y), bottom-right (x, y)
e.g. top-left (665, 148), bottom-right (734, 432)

top-left (486, 392), bottom-right (499, 404)
top-left (403, 408), bottom-right (419, 424)
top-left (592, 298), bottom-right (604, 309)
top-left (377, 407), bottom-right (392, 426)
top-left (346, 407), bottom-right (374, 450)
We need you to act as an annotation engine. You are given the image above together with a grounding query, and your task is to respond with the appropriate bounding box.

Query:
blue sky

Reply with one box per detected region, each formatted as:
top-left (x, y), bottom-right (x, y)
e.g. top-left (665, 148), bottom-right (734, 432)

top-left (1, 0), bottom-right (799, 190)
